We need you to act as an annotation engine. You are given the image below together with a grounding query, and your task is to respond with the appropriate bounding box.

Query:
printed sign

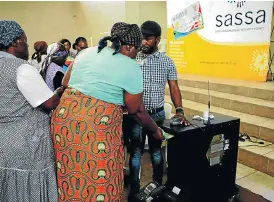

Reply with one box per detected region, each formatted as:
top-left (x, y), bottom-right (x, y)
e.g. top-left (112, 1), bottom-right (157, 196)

top-left (171, 1), bottom-right (204, 40)
top-left (167, 1), bottom-right (273, 81)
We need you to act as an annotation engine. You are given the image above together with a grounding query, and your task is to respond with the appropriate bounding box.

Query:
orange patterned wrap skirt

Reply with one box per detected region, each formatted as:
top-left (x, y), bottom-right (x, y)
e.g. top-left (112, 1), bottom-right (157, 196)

top-left (51, 88), bottom-right (124, 202)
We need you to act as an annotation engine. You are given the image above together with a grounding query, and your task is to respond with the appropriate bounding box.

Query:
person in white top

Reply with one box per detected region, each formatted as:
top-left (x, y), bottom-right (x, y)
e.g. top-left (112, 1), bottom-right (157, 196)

top-left (40, 42), bottom-right (68, 91)
top-left (0, 20), bottom-right (63, 202)
top-left (28, 41), bottom-right (48, 71)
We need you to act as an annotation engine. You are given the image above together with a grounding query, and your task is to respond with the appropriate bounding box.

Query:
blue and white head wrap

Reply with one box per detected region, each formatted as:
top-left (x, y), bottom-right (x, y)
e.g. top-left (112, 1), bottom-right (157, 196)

top-left (0, 20), bottom-right (24, 48)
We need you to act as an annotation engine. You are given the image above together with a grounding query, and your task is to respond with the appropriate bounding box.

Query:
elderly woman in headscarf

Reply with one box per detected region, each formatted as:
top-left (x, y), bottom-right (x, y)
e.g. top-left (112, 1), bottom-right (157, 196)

top-left (29, 41), bottom-right (48, 71)
top-left (41, 42), bottom-right (68, 91)
top-left (0, 20), bottom-right (63, 202)
top-left (51, 22), bottom-right (164, 202)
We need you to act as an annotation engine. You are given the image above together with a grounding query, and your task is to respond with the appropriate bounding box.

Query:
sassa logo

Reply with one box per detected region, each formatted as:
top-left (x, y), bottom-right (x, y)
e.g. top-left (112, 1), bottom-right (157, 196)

top-left (216, 1), bottom-right (266, 27)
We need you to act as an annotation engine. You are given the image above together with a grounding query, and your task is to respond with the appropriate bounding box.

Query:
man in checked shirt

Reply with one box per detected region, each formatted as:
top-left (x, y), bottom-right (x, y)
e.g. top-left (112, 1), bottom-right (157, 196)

top-left (124, 20), bottom-right (190, 201)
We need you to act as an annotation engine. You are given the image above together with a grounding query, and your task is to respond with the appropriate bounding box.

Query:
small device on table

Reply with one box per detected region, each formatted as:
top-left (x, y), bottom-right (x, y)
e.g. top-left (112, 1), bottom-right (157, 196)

top-left (170, 116), bottom-right (184, 126)
top-left (135, 181), bottom-right (166, 202)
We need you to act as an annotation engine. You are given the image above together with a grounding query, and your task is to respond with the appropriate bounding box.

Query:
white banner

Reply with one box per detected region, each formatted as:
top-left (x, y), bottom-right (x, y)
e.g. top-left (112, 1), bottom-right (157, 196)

top-left (167, 0), bottom-right (274, 81)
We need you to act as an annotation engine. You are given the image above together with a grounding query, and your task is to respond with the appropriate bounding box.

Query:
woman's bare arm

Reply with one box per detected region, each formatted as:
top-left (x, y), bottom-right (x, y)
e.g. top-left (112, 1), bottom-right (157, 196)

top-left (62, 62), bottom-right (74, 88)
top-left (124, 92), bottom-right (163, 140)
top-left (40, 87), bottom-right (64, 110)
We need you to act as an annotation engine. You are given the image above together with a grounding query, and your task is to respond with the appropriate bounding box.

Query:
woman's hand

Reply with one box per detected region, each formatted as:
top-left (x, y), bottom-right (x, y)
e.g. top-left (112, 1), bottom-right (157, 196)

top-left (55, 86), bottom-right (65, 97)
top-left (41, 87), bottom-right (64, 110)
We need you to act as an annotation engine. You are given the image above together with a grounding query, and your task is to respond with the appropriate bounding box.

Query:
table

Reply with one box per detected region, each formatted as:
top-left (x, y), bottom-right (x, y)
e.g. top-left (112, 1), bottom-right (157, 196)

top-left (160, 114), bottom-right (240, 202)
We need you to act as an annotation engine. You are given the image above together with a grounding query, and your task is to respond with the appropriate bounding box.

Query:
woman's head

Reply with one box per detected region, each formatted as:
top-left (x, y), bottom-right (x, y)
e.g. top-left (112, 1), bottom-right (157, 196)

top-left (73, 37), bottom-right (88, 54)
top-left (98, 22), bottom-right (142, 59)
top-left (0, 20), bottom-right (29, 60)
top-left (47, 42), bottom-right (68, 66)
top-left (40, 42), bottom-right (68, 80)
top-left (34, 41), bottom-right (48, 55)
top-left (60, 39), bottom-right (71, 52)
top-left (32, 41), bottom-right (48, 62)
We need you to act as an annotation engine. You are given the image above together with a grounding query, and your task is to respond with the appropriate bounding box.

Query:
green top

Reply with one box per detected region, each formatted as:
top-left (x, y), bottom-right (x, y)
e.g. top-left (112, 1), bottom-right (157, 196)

top-left (69, 47), bottom-right (143, 105)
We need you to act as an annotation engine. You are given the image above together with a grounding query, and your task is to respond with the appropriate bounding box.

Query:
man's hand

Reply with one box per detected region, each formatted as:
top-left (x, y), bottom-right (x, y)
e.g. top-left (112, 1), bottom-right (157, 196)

top-left (176, 112), bottom-right (190, 126)
top-left (171, 112), bottom-right (190, 126)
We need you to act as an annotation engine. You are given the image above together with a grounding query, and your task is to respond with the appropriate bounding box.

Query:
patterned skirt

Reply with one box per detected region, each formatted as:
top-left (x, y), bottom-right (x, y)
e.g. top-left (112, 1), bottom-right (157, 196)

top-left (51, 88), bottom-right (124, 202)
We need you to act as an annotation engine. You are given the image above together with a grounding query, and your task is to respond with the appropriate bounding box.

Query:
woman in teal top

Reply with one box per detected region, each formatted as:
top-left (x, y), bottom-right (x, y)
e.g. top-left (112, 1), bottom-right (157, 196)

top-left (51, 22), bottom-right (163, 202)
top-left (69, 45), bottom-right (143, 105)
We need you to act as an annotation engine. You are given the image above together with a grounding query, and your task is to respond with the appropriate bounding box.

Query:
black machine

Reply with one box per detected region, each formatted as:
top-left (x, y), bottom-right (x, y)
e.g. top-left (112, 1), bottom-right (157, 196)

top-left (161, 114), bottom-right (240, 202)
top-left (134, 181), bottom-right (180, 202)
top-left (134, 181), bottom-right (164, 201)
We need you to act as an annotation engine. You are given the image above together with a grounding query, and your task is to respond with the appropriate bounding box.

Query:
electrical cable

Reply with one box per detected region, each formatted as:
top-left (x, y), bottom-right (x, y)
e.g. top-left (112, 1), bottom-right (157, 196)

top-left (239, 133), bottom-right (264, 145)
top-left (240, 143), bottom-right (274, 148)
top-left (238, 133), bottom-right (274, 148)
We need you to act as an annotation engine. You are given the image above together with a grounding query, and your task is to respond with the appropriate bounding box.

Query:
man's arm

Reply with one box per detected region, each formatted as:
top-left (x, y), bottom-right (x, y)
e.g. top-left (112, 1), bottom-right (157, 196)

top-left (168, 80), bottom-right (182, 109)
top-left (166, 59), bottom-right (183, 111)
top-left (167, 59), bottom-right (189, 125)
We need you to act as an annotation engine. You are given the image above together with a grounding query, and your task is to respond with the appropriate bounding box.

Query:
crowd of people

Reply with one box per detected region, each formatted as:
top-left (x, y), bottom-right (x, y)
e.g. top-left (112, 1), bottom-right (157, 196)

top-left (0, 19), bottom-right (189, 202)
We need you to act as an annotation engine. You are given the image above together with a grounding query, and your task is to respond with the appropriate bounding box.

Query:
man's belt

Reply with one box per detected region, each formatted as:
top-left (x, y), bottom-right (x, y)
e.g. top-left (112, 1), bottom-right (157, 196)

top-left (147, 107), bottom-right (164, 115)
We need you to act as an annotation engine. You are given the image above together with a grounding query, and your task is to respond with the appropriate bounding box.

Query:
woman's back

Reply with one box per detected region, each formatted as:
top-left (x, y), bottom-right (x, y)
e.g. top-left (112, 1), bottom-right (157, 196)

top-left (0, 52), bottom-right (54, 170)
top-left (69, 47), bottom-right (143, 105)
top-left (45, 62), bottom-right (65, 92)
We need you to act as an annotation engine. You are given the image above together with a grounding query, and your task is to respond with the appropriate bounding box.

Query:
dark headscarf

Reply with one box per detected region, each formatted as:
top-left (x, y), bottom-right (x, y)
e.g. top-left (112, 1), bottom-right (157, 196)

top-left (40, 42), bottom-right (68, 80)
top-left (98, 22), bottom-right (142, 55)
top-left (0, 20), bottom-right (24, 49)
top-left (31, 41), bottom-right (48, 63)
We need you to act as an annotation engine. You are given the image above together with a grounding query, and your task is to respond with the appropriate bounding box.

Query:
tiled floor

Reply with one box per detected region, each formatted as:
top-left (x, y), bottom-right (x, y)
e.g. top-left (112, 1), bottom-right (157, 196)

top-left (121, 152), bottom-right (272, 202)
top-left (236, 164), bottom-right (274, 202)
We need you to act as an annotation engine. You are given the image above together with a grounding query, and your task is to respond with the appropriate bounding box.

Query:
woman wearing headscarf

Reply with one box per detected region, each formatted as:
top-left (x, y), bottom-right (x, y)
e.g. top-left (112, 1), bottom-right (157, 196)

top-left (62, 37), bottom-right (88, 87)
top-left (51, 22), bottom-right (164, 202)
top-left (0, 20), bottom-right (63, 202)
top-left (41, 42), bottom-right (68, 91)
top-left (29, 41), bottom-right (48, 71)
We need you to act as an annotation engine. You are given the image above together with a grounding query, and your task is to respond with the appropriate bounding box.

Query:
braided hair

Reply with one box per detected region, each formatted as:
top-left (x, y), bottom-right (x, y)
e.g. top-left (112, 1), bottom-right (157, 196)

top-left (98, 36), bottom-right (123, 55)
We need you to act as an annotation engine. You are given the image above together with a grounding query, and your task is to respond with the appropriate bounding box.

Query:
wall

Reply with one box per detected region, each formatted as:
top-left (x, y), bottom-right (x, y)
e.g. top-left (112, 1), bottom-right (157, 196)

top-left (80, 1), bottom-right (167, 45)
top-left (79, 1), bottom-right (126, 46)
top-left (270, 14), bottom-right (274, 73)
top-left (138, 1), bottom-right (167, 39)
top-left (125, 1), bottom-right (167, 39)
top-left (0, 1), bottom-right (83, 53)
top-left (0, 1), bottom-right (167, 54)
